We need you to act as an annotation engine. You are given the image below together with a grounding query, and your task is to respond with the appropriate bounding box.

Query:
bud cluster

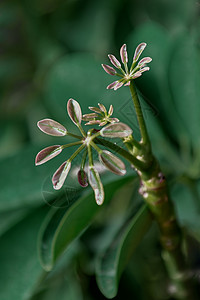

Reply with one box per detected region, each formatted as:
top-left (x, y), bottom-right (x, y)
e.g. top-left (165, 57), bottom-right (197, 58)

top-left (35, 99), bottom-right (132, 205)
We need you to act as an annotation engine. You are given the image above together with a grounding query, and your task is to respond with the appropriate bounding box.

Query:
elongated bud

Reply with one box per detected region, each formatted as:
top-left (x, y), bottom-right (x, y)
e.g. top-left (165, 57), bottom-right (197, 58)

top-left (67, 98), bottom-right (82, 125)
top-left (98, 103), bottom-right (107, 113)
top-left (139, 67), bottom-right (150, 73)
top-left (100, 122), bottom-right (132, 138)
top-left (137, 57), bottom-right (152, 68)
top-left (106, 80), bottom-right (119, 90)
top-left (77, 169), bottom-right (88, 187)
top-left (101, 64), bottom-right (117, 76)
top-left (35, 145), bottom-right (62, 166)
top-left (88, 166), bottom-right (104, 205)
top-left (52, 161), bottom-right (71, 190)
top-left (131, 71), bottom-right (142, 79)
top-left (37, 119), bottom-right (67, 136)
top-left (99, 150), bottom-right (126, 176)
top-left (120, 44), bottom-right (128, 64)
top-left (133, 43), bottom-right (147, 62)
top-left (82, 113), bottom-right (98, 121)
top-left (108, 54), bottom-right (121, 69)
top-left (89, 106), bottom-right (102, 113)
top-left (108, 104), bottom-right (113, 116)
top-left (113, 81), bottom-right (124, 90)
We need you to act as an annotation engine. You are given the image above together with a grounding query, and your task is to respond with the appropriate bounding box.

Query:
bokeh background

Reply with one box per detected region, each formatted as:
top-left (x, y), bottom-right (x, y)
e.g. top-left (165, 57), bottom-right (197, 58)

top-left (1, 0), bottom-right (200, 299)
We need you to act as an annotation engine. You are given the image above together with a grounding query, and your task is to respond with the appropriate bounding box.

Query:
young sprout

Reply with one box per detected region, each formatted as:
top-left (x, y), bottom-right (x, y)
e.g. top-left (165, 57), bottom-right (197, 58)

top-left (102, 43), bottom-right (152, 90)
top-left (83, 103), bottom-right (119, 126)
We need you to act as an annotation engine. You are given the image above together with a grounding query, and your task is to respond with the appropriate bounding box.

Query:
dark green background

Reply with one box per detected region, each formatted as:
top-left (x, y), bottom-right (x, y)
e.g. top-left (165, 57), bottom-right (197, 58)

top-left (1, 0), bottom-right (200, 299)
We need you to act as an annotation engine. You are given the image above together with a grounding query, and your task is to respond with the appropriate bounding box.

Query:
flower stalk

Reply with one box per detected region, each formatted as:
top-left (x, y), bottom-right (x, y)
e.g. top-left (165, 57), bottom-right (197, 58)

top-left (102, 42), bottom-right (198, 299)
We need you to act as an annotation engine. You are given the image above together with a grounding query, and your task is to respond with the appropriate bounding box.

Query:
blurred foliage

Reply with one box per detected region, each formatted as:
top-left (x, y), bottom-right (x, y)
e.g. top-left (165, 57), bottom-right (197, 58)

top-left (1, 0), bottom-right (200, 299)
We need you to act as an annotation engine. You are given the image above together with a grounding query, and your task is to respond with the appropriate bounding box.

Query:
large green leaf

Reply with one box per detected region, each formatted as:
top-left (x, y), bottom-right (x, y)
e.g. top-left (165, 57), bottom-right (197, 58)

top-left (172, 179), bottom-right (200, 230)
top-left (0, 144), bottom-right (68, 211)
top-left (38, 176), bottom-right (134, 271)
top-left (95, 204), bottom-right (152, 299)
top-left (0, 143), bottom-right (86, 212)
top-left (169, 33), bottom-right (200, 147)
top-left (0, 207), bottom-right (31, 236)
top-left (0, 207), bottom-right (48, 300)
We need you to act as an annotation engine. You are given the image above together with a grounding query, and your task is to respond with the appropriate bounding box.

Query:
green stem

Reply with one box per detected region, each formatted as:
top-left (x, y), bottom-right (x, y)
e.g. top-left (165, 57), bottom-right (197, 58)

top-left (95, 137), bottom-right (147, 170)
top-left (68, 144), bottom-right (85, 162)
top-left (129, 81), bottom-right (150, 145)
top-left (67, 132), bottom-right (83, 140)
top-left (127, 81), bottom-right (198, 298)
top-left (62, 141), bottom-right (83, 149)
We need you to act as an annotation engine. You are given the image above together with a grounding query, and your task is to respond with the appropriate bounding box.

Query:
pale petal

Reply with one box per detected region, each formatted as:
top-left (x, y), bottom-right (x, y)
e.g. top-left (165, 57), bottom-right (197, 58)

top-left (98, 103), bottom-right (107, 113)
top-left (131, 71), bottom-right (142, 79)
top-left (120, 44), bottom-right (128, 64)
top-left (67, 98), bottom-right (82, 125)
top-left (101, 64), bottom-right (117, 75)
top-left (110, 118), bottom-right (119, 123)
top-left (106, 80), bottom-right (119, 90)
top-left (113, 81), bottom-right (124, 90)
top-left (108, 104), bottom-right (113, 116)
top-left (139, 66), bottom-right (150, 73)
top-left (100, 122), bottom-right (132, 138)
top-left (82, 113), bottom-right (98, 120)
top-left (99, 121), bottom-right (107, 126)
top-left (85, 120), bottom-right (101, 125)
top-left (52, 161), bottom-right (71, 190)
top-left (99, 150), bottom-right (126, 176)
top-left (108, 54), bottom-right (121, 69)
top-left (89, 106), bottom-right (102, 113)
top-left (133, 42), bottom-right (147, 62)
top-left (88, 166), bottom-right (104, 205)
top-left (35, 145), bottom-right (62, 166)
top-left (37, 119), bottom-right (67, 136)
top-left (138, 57), bottom-right (152, 68)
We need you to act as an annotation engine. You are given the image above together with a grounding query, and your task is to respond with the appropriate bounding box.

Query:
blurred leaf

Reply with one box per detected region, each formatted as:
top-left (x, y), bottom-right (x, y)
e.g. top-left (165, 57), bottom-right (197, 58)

top-left (0, 207), bottom-right (31, 236)
top-left (0, 207), bottom-right (47, 300)
top-left (96, 204), bottom-right (152, 299)
top-left (38, 176), bottom-right (134, 271)
top-left (169, 33), bottom-right (200, 147)
top-left (31, 242), bottom-right (83, 300)
top-left (0, 144), bottom-right (76, 212)
top-left (128, 22), bottom-right (188, 141)
top-left (44, 53), bottom-right (131, 129)
top-left (172, 179), bottom-right (200, 231)
top-left (31, 272), bottom-right (83, 300)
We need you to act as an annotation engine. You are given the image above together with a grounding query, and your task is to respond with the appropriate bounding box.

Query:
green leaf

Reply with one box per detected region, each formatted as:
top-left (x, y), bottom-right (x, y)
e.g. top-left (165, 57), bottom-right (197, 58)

top-left (171, 180), bottom-right (200, 230)
top-left (37, 119), bottom-right (67, 136)
top-left (38, 176), bottom-right (134, 271)
top-left (96, 204), bottom-right (152, 299)
top-left (99, 150), bottom-right (126, 176)
top-left (0, 144), bottom-right (69, 212)
top-left (0, 207), bottom-right (48, 300)
top-left (0, 143), bottom-right (88, 212)
top-left (67, 98), bottom-right (82, 126)
top-left (0, 208), bottom-right (32, 236)
top-left (35, 145), bottom-right (62, 166)
top-left (169, 33), bottom-right (200, 147)
top-left (100, 122), bottom-right (132, 138)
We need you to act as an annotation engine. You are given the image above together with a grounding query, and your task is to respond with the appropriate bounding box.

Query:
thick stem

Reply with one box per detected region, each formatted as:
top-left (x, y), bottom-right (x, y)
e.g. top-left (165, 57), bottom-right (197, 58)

top-left (128, 82), bottom-right (198, 299)
top-left (139, 159), bottom-right (198, 299)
